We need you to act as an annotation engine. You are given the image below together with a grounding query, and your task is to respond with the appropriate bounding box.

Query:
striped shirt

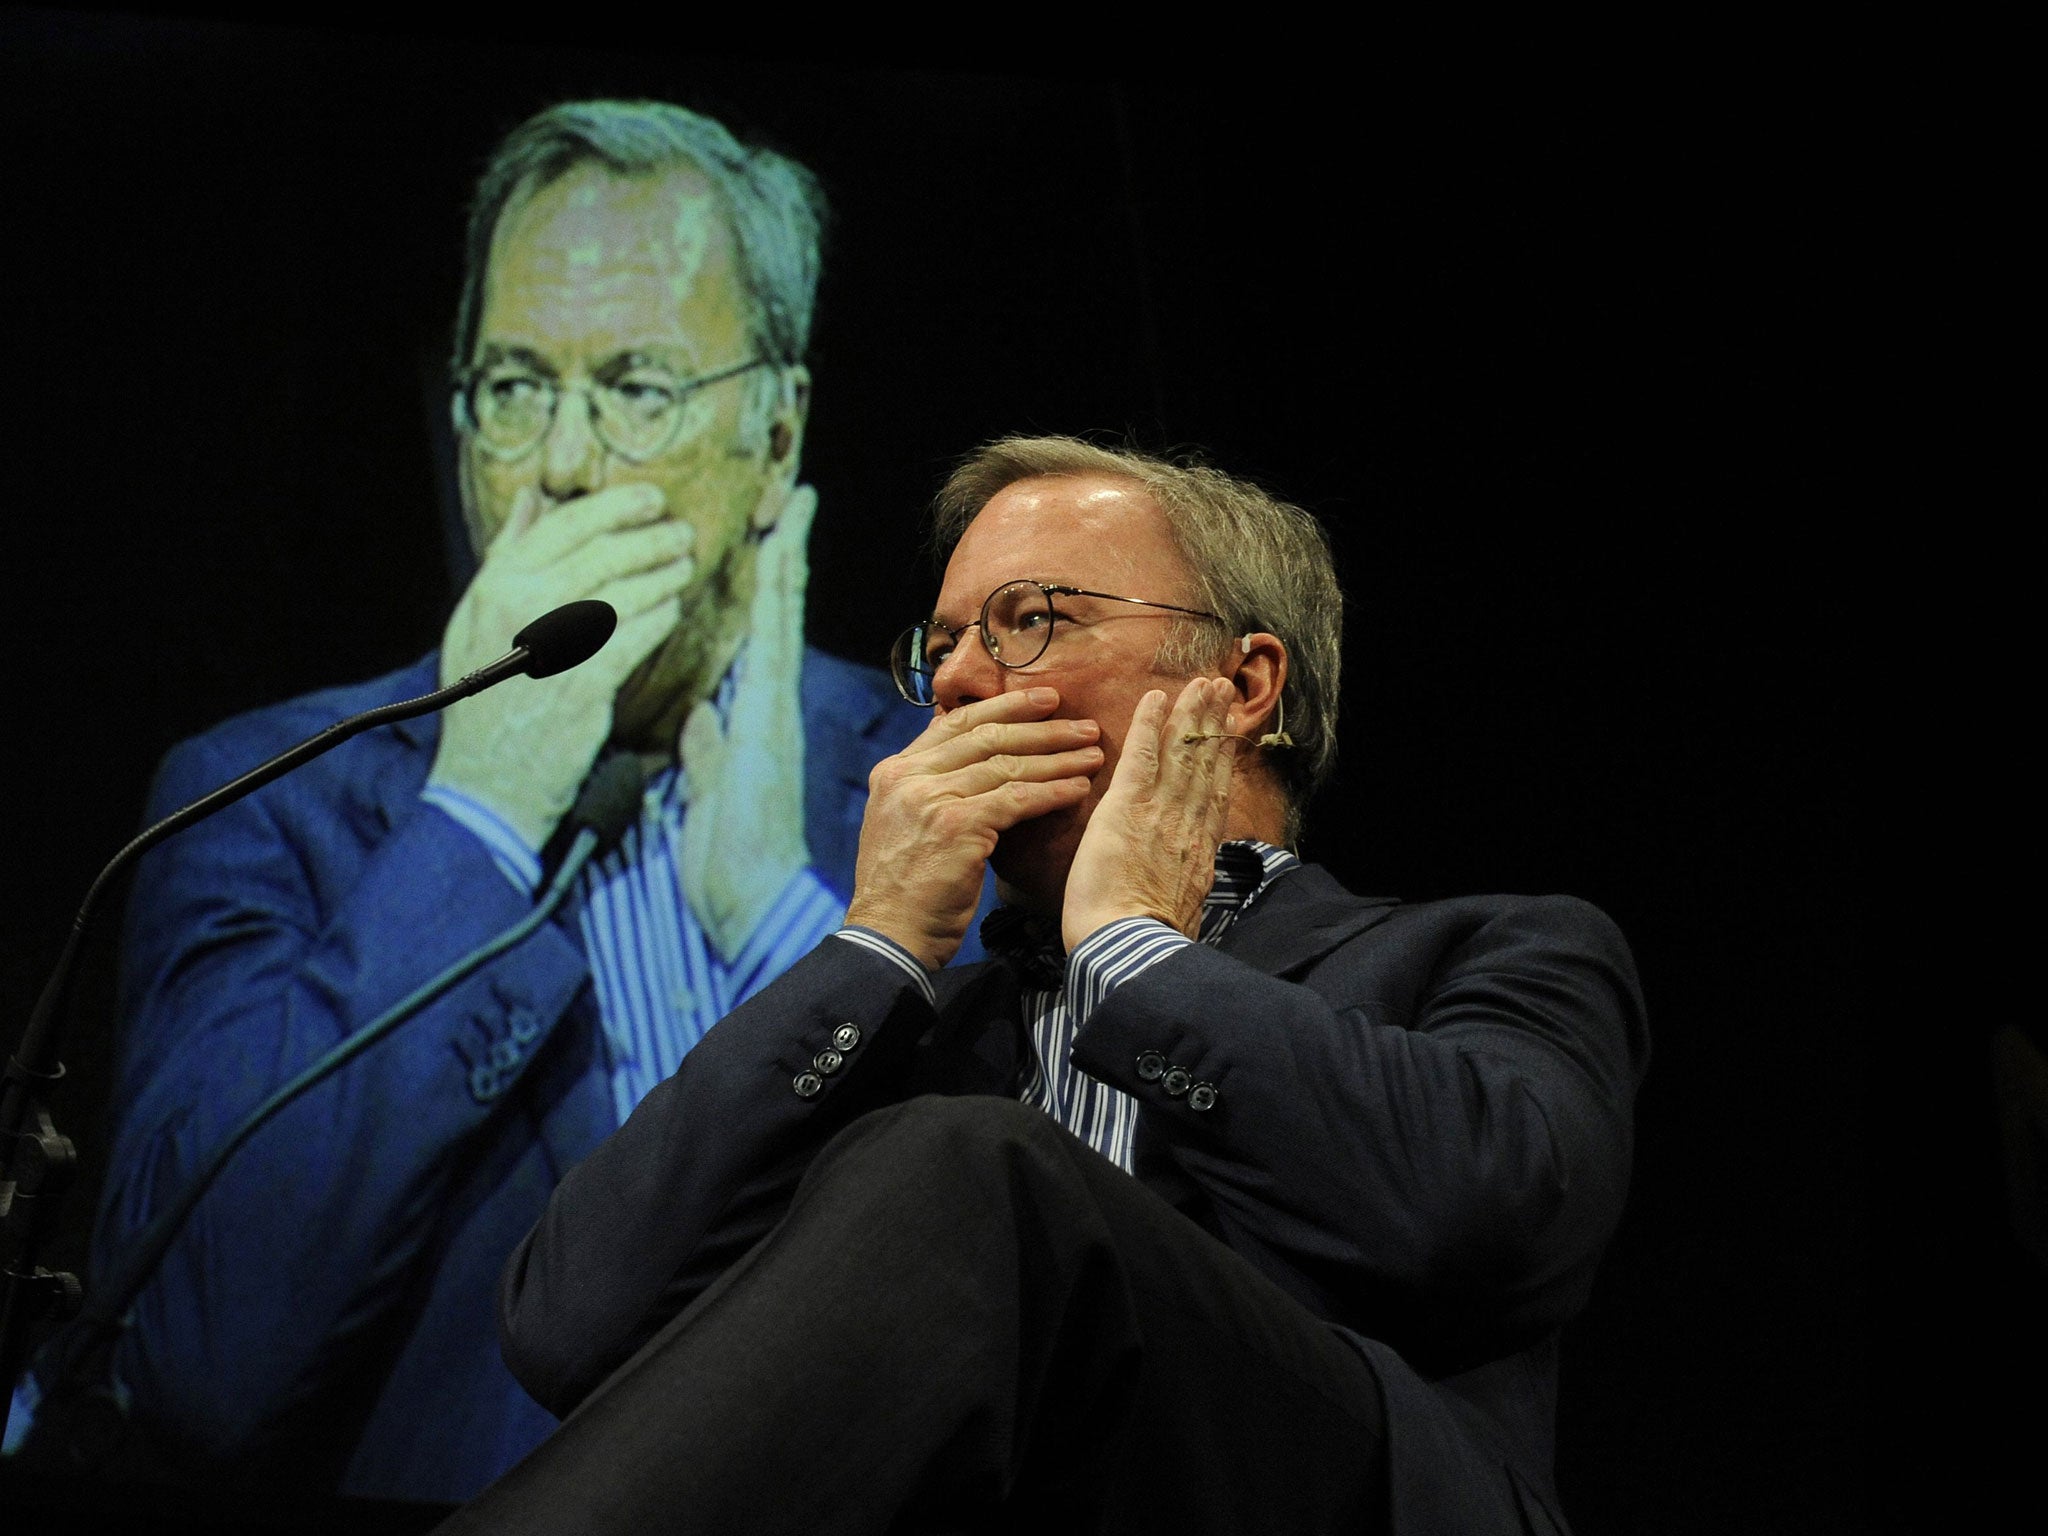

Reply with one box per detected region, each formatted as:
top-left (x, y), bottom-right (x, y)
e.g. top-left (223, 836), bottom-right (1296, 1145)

top-left (844, 840), bottom-right (1300, 1171)
top-left (424, 681), bottom-right (843, 1127)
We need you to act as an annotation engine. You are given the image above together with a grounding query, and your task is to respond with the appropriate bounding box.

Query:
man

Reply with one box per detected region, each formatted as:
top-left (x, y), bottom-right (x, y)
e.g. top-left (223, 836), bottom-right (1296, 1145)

top-left (454, 437), bottom-right (1650, 1533)
top-left (17, 100), bottom-right (933, 1503)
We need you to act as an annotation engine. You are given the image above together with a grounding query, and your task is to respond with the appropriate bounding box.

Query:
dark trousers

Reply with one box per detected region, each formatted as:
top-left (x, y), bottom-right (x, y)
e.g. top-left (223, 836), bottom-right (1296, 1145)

top-left (439, 1096), bottom-right (1389, 1534)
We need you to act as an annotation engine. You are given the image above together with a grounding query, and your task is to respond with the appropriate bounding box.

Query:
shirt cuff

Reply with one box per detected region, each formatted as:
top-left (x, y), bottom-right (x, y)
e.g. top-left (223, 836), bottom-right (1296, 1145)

top-left (1066, 917), bottom-right (1191, 1029)
top-left (833, 927), bottom-right (936, 1006)
top-left (420, 784), bottom-right (542, 897)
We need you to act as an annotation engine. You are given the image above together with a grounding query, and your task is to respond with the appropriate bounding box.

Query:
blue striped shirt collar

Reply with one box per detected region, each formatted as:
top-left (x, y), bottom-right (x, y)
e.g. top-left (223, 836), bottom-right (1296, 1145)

top-left (982, 839), bottom-right (1300, 980)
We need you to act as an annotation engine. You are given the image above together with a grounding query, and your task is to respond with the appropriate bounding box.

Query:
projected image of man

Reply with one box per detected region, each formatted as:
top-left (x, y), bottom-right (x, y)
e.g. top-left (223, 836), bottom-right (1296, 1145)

top-left (13, 100), bottom-right (929, 1505)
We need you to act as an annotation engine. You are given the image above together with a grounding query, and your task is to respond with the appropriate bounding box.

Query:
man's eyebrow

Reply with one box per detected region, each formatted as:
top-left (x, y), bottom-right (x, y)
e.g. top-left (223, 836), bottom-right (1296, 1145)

top-left (473, 344), bottom-right (559, 376)
top-left (593, 349), bottom-right (695, 381)
top-left (927, 579), bottom-right (1067, 630)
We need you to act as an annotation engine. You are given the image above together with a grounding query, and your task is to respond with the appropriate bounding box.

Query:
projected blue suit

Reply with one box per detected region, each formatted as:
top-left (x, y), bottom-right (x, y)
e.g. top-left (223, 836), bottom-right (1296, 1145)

top-left (70, 647), bottom-right (926, 1502)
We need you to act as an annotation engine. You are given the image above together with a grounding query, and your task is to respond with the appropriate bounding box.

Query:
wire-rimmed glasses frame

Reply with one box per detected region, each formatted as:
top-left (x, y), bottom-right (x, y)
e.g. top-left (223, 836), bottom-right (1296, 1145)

top-left (452, 353), bottom-right (771, 464)
top-left (890, 580), bottom-right (1222, 706)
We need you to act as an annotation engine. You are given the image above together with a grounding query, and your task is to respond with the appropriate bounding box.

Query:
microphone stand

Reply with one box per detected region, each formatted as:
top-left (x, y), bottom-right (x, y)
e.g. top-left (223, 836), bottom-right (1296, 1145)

top-left (0, 640), bottom-right (571, 1449)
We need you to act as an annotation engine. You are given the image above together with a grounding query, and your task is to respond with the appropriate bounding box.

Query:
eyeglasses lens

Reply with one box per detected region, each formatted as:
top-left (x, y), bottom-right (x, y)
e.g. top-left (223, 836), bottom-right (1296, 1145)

top-left (889, 627), bottom-right (938, 705)
top-left (983, 582), bottom-right (1053, 669)
top-left (889, 583), bottom-right (1057, 706)
top-left (468, 371), bottom-right (684, 460)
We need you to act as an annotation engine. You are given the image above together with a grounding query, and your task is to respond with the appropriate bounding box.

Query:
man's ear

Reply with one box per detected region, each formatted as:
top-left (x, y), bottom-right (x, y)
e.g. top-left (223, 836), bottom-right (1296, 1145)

top-left (1227, 632), bottom-right (1288, 741)
top-left (762, 359), bottom-right (808, 458)
top-left (753, 366), bottom-right (811, 533)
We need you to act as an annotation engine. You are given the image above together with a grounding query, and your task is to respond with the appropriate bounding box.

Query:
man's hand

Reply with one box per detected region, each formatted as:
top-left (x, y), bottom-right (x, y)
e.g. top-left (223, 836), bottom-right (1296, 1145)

top-left (677, 484), bottom-right (815, 960)
top-left (429, 484), bottom-right (695, 852)
top-left (845, 690), bottom-right (1104, 972)
top-left (1061, 676), bottom-right (1239, 952)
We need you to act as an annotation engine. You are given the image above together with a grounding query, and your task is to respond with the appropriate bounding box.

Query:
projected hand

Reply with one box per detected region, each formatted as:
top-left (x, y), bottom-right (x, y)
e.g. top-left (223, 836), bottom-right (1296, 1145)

top-left (1061, 677), bottom-right (1237, 951)
top-left (429, 484), bottom-right (694, 852)
top-left (677, 483), bottom-right (816, 960)
top-left (845, 690), bottom-right (1104, 972)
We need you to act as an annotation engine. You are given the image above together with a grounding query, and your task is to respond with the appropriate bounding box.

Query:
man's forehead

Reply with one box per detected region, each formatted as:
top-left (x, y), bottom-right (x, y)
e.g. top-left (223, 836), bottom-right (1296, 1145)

top-left (488, 162), bottom-right (734, 288)
top-left (937, 474), bottom-right (1184, 604)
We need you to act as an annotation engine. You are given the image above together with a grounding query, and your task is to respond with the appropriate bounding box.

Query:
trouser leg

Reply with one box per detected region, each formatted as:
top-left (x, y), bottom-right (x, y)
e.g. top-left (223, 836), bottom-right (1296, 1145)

top-left (439, 1096), bottom-right (1388, 1535)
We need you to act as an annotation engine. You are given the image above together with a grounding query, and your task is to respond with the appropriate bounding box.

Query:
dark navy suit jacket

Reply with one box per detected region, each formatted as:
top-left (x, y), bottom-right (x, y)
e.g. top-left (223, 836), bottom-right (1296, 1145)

top-left (501, 866), bottom-right (1649, 1533)
top-left (72, 646), bottom-right (928, 1503)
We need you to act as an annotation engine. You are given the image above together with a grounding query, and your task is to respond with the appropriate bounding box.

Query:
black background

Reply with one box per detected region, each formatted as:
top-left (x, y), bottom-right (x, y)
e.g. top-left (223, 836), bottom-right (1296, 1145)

top-left (0, 12), bottom-right (1979, 1533)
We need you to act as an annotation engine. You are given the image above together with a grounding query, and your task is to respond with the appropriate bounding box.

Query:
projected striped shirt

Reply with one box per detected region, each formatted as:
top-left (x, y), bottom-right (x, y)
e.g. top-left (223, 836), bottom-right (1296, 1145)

top-left (425, 745), bottom-right (843, 1127)
top-left (843, 840), bottom-right (1299, 1172)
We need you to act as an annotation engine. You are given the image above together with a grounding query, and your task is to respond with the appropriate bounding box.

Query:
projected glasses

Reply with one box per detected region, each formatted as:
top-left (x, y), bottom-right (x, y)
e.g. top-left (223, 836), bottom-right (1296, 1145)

top-left (890, 580), bottom-right (1221, 706)
top-left (455, 355), bottom-right (770, 462)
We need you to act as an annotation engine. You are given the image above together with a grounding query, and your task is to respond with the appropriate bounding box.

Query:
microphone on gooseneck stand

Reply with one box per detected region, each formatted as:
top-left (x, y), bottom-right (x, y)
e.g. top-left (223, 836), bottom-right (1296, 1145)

top-left (470, 598), bottom-right (620, 686)
top-left (0, 599), bottom-right (618, 1449)
top-left (55, 752), bottom-right (649, 1382)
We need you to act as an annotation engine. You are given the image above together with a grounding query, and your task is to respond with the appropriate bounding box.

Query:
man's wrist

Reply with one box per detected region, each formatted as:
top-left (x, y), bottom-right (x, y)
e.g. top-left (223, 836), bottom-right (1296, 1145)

top-left (424, 765), bottom-right (558, 857)
top-left (842, 902), bottom-right (951, 974)
top-left (421, 783), bottom-right (543, 896)
top-left (833, 926), bottom-right (936, 1005)
top-left (1066, 917), bottom-right (1190, 1028)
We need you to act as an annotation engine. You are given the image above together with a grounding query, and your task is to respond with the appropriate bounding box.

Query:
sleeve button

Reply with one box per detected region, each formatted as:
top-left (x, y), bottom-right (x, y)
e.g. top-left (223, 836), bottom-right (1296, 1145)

top-left (833, 1023), bottom-right (862, 1051)
top-left (1136, 1050), bottom-right (1167, 1082)
top-left (1162, 1067), bottom-right (1192, 1098)
top-left (1188, 1082), bottom-right (1219, 1112)
top-left (793, 1071), bottom-right (824, 1099)
top-left (813, 1048), bottom-right (845, 1076)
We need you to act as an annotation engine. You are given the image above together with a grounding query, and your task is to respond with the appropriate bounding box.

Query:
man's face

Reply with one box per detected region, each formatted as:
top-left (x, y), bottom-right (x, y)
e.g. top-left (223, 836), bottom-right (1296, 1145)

top-left (930, 473), bottom-right (1214, 901)
top-left (462, 161), bottom-right (796, 743)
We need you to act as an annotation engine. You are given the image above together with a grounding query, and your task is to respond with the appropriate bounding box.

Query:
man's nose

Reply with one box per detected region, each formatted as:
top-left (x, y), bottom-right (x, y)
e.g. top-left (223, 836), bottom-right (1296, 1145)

top-left (932, 627), bottom-right (1003, 712)
top-left (540, 384), bottom-right (605, 500)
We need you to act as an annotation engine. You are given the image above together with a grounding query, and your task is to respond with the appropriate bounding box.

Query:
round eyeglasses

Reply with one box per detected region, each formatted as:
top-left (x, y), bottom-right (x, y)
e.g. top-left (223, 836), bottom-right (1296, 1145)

top-left (890, 580), bottom-right (1221, 706)
top-left (454, 355), bottom-right (769, 463)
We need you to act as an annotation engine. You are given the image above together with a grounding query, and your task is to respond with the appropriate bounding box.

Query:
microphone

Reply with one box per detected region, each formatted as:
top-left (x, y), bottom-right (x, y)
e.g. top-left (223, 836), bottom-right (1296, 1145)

top-left (456, 599), bottom-right (618, 692)
top-left (54, 755), bottom-right (648, 1374)
top-left (0, 601), bottom-right (616, 1443)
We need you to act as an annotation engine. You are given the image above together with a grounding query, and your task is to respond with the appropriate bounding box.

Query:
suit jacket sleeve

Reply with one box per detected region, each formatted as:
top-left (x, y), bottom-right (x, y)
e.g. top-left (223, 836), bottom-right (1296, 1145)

top-left (92, 712), bottom-right (593, 1457)
top-left (1068, 888), bottom-right (1647, 1370)
top-left (497, 936), bottom-right (942, 1417)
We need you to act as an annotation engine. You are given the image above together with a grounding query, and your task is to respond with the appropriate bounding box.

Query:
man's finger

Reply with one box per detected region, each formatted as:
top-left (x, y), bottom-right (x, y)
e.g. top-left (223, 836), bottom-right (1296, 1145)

top-left (908, 716), bottom-right (1102, 777)
top-left (1160, 677), bottom-right (1240, 807)
top-left (903, 687), bottom-right (1066, 756)
top-left (734, 483), bottom-right (812, 718)
top-left (547, 517), bottom-right (697, 597)
top-left (681, 700), bottom-right (727, 789)
top-left (593, 559), bottom-right (700, 627)
top-left (591, 597), bottom-right (683, 685)
top-left (935, 744), bottom-right (1105, 800)
top-left (505, 483), bottom-right (678, 567)
top-left (1106, 688), bottom-right (1171, 793)
top-left (970, 775), bottom-right (1094, 831)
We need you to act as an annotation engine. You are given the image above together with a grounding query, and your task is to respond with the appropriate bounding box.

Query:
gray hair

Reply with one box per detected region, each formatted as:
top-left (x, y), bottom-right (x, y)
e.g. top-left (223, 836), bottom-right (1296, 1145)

top-left (451, 99), bottom-right (827, 374)
top-left (934, 437), bottom-right (1344, 840)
